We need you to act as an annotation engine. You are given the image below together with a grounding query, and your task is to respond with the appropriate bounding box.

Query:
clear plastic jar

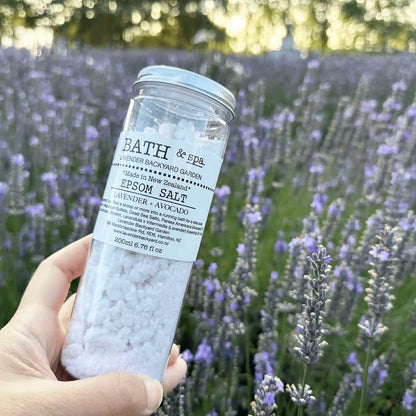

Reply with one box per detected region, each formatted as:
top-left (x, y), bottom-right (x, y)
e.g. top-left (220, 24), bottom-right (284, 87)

top-left (61, 66), bottom-right (235, 381)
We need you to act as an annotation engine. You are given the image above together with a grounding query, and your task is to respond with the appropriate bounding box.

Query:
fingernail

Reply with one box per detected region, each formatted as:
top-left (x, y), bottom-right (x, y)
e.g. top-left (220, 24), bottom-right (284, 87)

top-left (143, 379), bottom-right (163, 415)
top-left (172, 344), bottom-right (179, 353)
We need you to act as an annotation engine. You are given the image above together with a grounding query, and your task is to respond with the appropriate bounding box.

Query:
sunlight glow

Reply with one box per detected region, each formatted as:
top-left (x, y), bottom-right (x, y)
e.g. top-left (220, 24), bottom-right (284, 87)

top-left (1, 26), bottom-right (54, 51)
top-left (1, 0), bottom-right (416, 54)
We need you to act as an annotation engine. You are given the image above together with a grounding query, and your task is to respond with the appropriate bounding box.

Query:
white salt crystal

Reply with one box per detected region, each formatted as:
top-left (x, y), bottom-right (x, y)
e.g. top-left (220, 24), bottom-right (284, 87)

top-left (95, 296), bottom-right (111, 311)
top-left (124, 287), bottom-right (138, 304)
top-left (84, 327), bottom-right (110, 348)
top-left (143, 126), bottom-right (157, 135)
top-left (174, 119), bottom-right (195, 140)
top-left (118, 326), bottom-right (132, 339)
top-left (120, 308), bottom-right (135, 327)
top-left (63, 343), bottom-right (83, 359)
top-left (92, 308), bottom-right (107, 326)
top-left (66, 319), bottom-right (85, 336)
top-left (109, 300), bottom-right (124, 321)
top-left (158, 122), bottom-right (176, 139)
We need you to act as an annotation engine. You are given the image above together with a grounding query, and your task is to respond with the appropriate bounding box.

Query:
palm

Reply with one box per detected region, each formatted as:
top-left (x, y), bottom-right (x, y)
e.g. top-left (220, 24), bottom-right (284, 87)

top-left (0, 299), bottom-right (76, 382)
top-left (0, 235), bottom-right (185, 393)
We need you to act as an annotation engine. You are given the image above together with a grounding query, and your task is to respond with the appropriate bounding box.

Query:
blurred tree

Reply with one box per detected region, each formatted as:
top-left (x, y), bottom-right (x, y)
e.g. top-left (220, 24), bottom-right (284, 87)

top-left (306, 0), bottom-right (332, 52)
top-left (1, 0), bottom-right (416, 53)
top-left (8, 0), bottom-right (227, 48)
top-left (0, 0), bottom-right (27, 42)
top-left (340, 0), bottom-right (413, 51)
top-left (125, 1), bottom-right (227, 49)
top-left (223, 0), bottom-right (287, 53)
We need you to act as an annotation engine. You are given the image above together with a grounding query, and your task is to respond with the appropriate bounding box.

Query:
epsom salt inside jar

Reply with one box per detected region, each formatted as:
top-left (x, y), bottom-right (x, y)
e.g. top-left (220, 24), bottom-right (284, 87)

top-left (61, 66), bottom-right (236, 381)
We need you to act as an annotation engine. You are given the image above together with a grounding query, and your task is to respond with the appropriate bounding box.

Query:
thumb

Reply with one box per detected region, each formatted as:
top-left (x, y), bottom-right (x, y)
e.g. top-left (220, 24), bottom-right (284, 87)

top-left (55, 372), bottom-right (163, 416)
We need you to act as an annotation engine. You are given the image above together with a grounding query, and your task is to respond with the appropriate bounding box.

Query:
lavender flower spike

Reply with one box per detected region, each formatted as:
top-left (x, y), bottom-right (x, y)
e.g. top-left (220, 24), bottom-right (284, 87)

top-left (328, 360), bottom-right (362, 416)
top-left (286, 383), bottom-right (315, 408)
top-left (403, 378), bottom-right (416, 411)
top-left (358, 226), bottom-right (396, 346)
top-left (250, 374), bottom-right (284, 416)
top-left (294, 246), bottom-right (331, 365)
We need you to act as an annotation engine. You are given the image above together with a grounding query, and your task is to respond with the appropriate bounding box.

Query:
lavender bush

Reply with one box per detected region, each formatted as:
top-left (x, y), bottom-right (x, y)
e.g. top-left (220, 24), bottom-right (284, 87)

top-left (0, 46), bottom-right (416, 415)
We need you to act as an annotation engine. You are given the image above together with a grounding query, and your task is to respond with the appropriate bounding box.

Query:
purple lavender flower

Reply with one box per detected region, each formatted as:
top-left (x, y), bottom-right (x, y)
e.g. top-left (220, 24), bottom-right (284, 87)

top-left (303, 234), bottom-right (318, 253)
top-left (88, 196), bottom-right (101, 206)
top-left (307, 59), bottom-right (320, 69)
top-left (310, 130), bottom-right (322, 141)
top-left (274, 239), bottom-right (287, 254)
top-left (236, 243), bottom-right (246, 255)
top-left (309, 163), bottom-right (325, 174)
top-left (194, 258), bottom-right (204, 267)
top-left (86, 125), bottom-right (99, 141)
top-left (247, 211), bottom-right (262, 224)
top-left (182, 349), bottom-right (194, 362)
top-left (263, 392), bottom-right (275, 406)
top-left (29, 136), bottom-right (39, 146)
top-left (41, 172), bottom-right (58, 184)
top-left (25, 203), bottom-right (45, 217)
top-left (361, 100), bottom-right (377, 113)
top-left (403, 378), bottom-right (416, 411)
top-left (392, 80), bottom-right (407, 91)
top-left (11, 153), bottom-right (24, 167)
top-left (251, 375), bottom-right (284, 415)
top-left (348, 352), bottom-right (358, 366)
top-left (253, 351), bottom-right (273, 383)
top-left (215, 292), bottom-right (225, 303)
top-left (379, 369), bottom-right (388, 383)
top-left (328, 201), bottom-right (344, 217)
top-left (377, 144), bottom-right (398, 155)
top-left (366, 350), bottom-right (394, 398)
top-left (195, 340), bottom-right (214, 365)
top-left (203, 277), bottom-right (220, 295)
top-left (403, 389), bottom-right (415, 410)
top-left (0, 183), bottom-right (7, 201)
top-left (311, 192), bottom-right (328, 214)
top-left (369, 246), bottom-right (389, 262)
top-left (215, 185), bottom-right (231, 201)
top-left (407, 104), bottom-right (416, 115)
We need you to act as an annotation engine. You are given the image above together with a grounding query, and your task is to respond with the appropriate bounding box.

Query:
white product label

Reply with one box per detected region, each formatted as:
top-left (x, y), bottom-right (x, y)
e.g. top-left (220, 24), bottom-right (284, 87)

top-left (93, 131), bottom-right (222, 262)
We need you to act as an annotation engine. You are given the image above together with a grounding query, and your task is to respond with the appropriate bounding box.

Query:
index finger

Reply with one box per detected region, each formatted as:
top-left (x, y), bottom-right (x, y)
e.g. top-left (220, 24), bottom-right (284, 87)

top-left (19, 234), bottom-right (92, 313)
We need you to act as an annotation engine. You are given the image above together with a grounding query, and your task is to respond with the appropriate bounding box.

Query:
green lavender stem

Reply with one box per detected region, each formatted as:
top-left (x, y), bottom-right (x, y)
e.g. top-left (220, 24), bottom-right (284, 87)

top-left (358, 339), bottom-right (372, 416)
top-left (245, 315), bottom-right (253, 400)
top-left (297, 363), bottom-right (308, 416)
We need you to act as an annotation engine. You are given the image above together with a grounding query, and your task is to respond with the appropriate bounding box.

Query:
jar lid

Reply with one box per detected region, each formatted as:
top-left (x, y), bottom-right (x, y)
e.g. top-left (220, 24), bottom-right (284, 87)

top-left (134, 65), bottom-right (236, 119)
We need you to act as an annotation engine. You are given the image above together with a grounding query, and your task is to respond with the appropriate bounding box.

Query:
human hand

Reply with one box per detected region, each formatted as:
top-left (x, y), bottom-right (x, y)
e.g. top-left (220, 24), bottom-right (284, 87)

top-left (0, 234), bottom-right (187, 416)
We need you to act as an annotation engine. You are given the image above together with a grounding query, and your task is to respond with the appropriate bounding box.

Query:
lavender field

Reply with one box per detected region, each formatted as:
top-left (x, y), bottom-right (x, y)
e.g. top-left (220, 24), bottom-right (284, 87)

top-left (0, 47), bottom-right (416, 415)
